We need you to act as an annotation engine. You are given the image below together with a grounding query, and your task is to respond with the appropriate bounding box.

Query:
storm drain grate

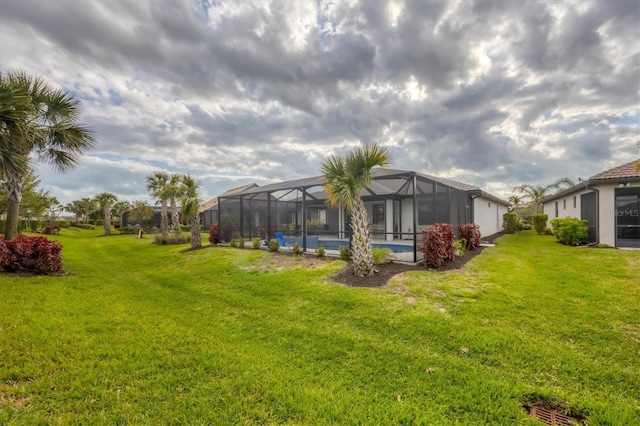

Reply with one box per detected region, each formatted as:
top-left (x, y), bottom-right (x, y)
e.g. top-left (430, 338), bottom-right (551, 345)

top-left (528, 405), bottom-right (584, 425)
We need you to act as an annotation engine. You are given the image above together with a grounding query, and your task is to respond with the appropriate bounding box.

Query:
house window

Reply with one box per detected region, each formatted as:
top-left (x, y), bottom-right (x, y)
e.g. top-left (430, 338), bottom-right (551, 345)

top-left (488, 202), bottom-right (491, 207)
top-left (573, 196), bottom-right (576, 208)
top-left (563, 199), bottom-right (566, 210)
top-left (555, 202), bottom-right (559, 217)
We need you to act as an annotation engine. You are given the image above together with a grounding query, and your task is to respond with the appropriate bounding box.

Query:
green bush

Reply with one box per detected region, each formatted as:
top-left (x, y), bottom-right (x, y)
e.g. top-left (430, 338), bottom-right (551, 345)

top-left (291, 242), bottom-right (303, 256)
top-left (503, 212), bottom-right (519, 233)
top-left (550, 217), bottom-right (589, 245)
top-left (372, 247), bottom-right (391, 265)
top-left (252, 237), bottom-right (262, 249)
top-left (236, 238), bottom-right (245, 248)
top-left (339, 246), bottom-right (352, 261)
top-left (315, 246), bottom-right (326, 257)
top-left (95, 219), bottom-right (105, 226)
top-left (268, 238), bottom-right (280, 252)
top-left (544, 227), bottom-right (553, 235)
top-left (454, 239), bottom-right (467, 257)
top-left (532, 214), bottom-right (548, 235)
top-left (522, 223), bottom-right (533, 231)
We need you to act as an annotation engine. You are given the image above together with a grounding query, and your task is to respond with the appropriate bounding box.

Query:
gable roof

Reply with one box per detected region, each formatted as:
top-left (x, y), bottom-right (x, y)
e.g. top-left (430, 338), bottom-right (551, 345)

top-left (198, 183), bottom-right (259, 212)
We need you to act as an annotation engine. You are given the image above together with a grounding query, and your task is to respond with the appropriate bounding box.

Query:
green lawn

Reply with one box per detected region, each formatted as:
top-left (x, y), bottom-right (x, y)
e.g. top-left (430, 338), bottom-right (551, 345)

top-left (1, 230), bottom-right (638, 425)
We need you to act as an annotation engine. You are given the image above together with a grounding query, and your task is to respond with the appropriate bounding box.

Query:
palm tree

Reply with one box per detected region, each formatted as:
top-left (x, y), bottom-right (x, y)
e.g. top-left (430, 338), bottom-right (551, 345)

top-left (166, 173), bottom-right (185, 233)
top-left (111, 200), bottom-right (132, 226)
top-left (321, 144), bottom-right (392, 277)
top-left (0, 70), bottom-right (95, 240)
top-left (94, 192), bottom-right (118, 235)
top-left (513, 177), bottom-right (575, 214)
top-left (146, 171), bottom-right (170, 237)
top-left (180, 174), bottom-right (202, 249)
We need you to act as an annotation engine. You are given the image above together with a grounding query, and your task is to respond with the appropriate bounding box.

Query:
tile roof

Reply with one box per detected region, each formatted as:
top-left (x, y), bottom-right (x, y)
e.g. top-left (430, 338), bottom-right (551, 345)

top-left (590, 159), bottom-right (640, 180)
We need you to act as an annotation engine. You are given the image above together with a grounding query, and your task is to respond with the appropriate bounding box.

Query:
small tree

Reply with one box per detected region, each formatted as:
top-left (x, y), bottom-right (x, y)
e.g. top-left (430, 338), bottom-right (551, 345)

top-left (128, 201), bottom-right (154, 226)
top-left (503, 212), bottom-right (519, 233)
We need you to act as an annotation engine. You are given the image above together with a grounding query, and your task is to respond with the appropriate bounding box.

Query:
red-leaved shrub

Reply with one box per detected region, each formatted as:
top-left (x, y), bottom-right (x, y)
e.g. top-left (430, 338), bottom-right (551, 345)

top-left (420, 223), bottom-right (455, 268)
top-left (43, 224), bottom-right (60, 235)
top-left (1, 235), bottom-right (63, 275)
top-left (458, 223), bottom-right (482, 251)
top-left (209, 224), bottom-right (220, 245)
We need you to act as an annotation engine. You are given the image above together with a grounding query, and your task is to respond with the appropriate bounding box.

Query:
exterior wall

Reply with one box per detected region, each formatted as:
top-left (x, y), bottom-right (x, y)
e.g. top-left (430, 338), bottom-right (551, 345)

top-left (473, 197), bottom-right (507, 236)
top-left (542, 188), bottom-right (592, 222)
top-left (401, 198), bottom-right (414, 239)
top-left (597, 183), bottom-right (616, 247)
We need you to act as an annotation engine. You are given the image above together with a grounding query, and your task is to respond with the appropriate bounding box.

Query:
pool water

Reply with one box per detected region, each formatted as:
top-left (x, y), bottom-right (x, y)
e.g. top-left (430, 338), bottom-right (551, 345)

top-left (312, 240), bottom-right (413, 253)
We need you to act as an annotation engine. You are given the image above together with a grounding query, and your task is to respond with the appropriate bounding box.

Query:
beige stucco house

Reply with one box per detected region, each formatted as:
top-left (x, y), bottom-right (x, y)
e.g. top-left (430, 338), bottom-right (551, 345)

top-left (541, 159), bottom-right (640, 248)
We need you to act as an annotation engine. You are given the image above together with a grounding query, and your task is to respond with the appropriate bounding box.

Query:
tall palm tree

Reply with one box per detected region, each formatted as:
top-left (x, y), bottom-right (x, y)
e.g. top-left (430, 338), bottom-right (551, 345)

top-left (321, 144), bottom-right (392, 277)
top-left (146, 171), bottom-right (170, 237)
top-left (180, 174), bottom-right (202, 249)
top-left (166, 173), bottom-right (185, 233)
top-left (513, 177), bottom-right (575, 214)
top-left (0, 70), bottom-right (95, 240)
top-left (94, 192), bottom-right (118, 235)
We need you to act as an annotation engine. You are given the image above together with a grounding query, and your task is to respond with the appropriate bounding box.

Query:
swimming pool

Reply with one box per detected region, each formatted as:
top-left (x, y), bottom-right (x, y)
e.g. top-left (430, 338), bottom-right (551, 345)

top-left (281, 236), bottom-right (414, 253)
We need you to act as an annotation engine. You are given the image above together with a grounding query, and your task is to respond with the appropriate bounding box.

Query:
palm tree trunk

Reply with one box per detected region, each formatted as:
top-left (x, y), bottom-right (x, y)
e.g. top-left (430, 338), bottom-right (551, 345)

top-left (160, 200), bottom-right (169, 237)
top-left (3, 172), bottom-right (25, 241)
top-left (170, 199), bottom-right (181, 233)
top-left (350, 198), bottom-right (374, 277)
top-left (190, 217), bottom-right (201, 249)
top-left (103, 205), bottom-right (111, 235)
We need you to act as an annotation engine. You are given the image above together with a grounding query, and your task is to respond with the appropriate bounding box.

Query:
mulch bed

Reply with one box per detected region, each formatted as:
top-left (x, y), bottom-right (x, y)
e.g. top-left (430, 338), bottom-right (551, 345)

top-left (331, 232), bottom-right (504, 287)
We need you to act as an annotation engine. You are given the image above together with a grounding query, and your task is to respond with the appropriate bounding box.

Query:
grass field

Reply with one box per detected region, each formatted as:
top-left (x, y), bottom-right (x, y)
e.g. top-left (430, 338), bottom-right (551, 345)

top-left (1, 229), bottom-right (638, 424)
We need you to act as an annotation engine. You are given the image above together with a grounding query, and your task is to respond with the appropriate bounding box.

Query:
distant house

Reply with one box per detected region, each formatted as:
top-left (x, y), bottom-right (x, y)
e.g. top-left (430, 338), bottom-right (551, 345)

top-left (541, 159), bottom-right (640, 248)
top-left (199, 183), bottom-right (259, 229)
top-left (213, 168), bottom-right (508, 262)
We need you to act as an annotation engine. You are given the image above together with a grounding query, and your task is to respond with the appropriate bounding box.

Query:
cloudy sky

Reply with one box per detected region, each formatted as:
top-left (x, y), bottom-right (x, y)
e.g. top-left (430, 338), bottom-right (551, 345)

top-left (1, 0), bottom-right (639, 205)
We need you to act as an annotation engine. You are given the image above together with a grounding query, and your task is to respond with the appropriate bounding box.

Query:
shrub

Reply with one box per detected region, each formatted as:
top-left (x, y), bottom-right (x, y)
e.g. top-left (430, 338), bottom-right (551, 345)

top-left (420, 223), bottom-right (455, 269)
top-left (268, 238), bottom-right (280, 252)
top-left (503, 212), bottom-right (519, 233)
top-left (544, 227), bottom-right (553, 235)
top-left (339, 246), bottom-right (352, 261)
top-left (1, 235), bottom-right (63, 275)
top-left (154, 234), bottom-right (191, 245)
top-left (550, 217), bottom-right (589, 245)
top-left (532, 214), bottom-right (548, 235)
top-left (373, 247), bottom-right (391, 265)
top-left (458, 223), bottom-right (481, 251)
top-left (180, 225), bottom-right (191, 232)
top-left (252, 237), bottom-right (262, 249)
top-left (94, 219), bottom-right (105, 226)
top-left (120, 226), bottom-right (138, 234)
top-left (454, 239), bottom-right (467, 257)
top-left (235, 238), bottom-right (245, 248)
top-left (208, 224), bottom-right (220, 245)
top-left (291, 242), bottom-right (303, 256)
top-left (316, 246), bottom-right (326, 257)
top-left (43, 224), bottom-right (60, 235)
top-left (228, 239), bottom-right (237, 248)
top-left (522, 223), bottom-right (533, 231)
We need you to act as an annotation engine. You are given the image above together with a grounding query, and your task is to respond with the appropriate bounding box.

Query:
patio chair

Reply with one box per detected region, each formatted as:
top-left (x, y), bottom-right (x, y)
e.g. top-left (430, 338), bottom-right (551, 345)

top-left (274, 232), bottom-right (287, 247)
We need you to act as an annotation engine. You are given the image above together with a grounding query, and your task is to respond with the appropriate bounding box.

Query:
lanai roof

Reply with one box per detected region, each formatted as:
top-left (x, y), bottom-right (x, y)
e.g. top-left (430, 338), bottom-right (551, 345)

top-left (219, 168), bottom-right (507, 204)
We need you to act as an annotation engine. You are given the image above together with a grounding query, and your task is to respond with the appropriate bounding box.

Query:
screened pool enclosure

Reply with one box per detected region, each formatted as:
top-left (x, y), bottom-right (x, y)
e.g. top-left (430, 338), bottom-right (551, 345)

top-left (202, 168), bottom-right (507, 262)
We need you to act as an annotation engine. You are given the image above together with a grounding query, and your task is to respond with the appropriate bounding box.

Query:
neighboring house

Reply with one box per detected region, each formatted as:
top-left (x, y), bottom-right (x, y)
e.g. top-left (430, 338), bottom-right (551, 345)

top-left (200, 183), bottom-right (259, 229)
top-left (214, 168), bottom-right (508, 262)
top-left (541, 159), bottom-right (640, 248)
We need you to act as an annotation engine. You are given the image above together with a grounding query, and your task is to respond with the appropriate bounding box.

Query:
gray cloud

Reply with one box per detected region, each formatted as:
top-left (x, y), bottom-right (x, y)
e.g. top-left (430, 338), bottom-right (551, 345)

top-left (0, 0), bottom-right (638, 205)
